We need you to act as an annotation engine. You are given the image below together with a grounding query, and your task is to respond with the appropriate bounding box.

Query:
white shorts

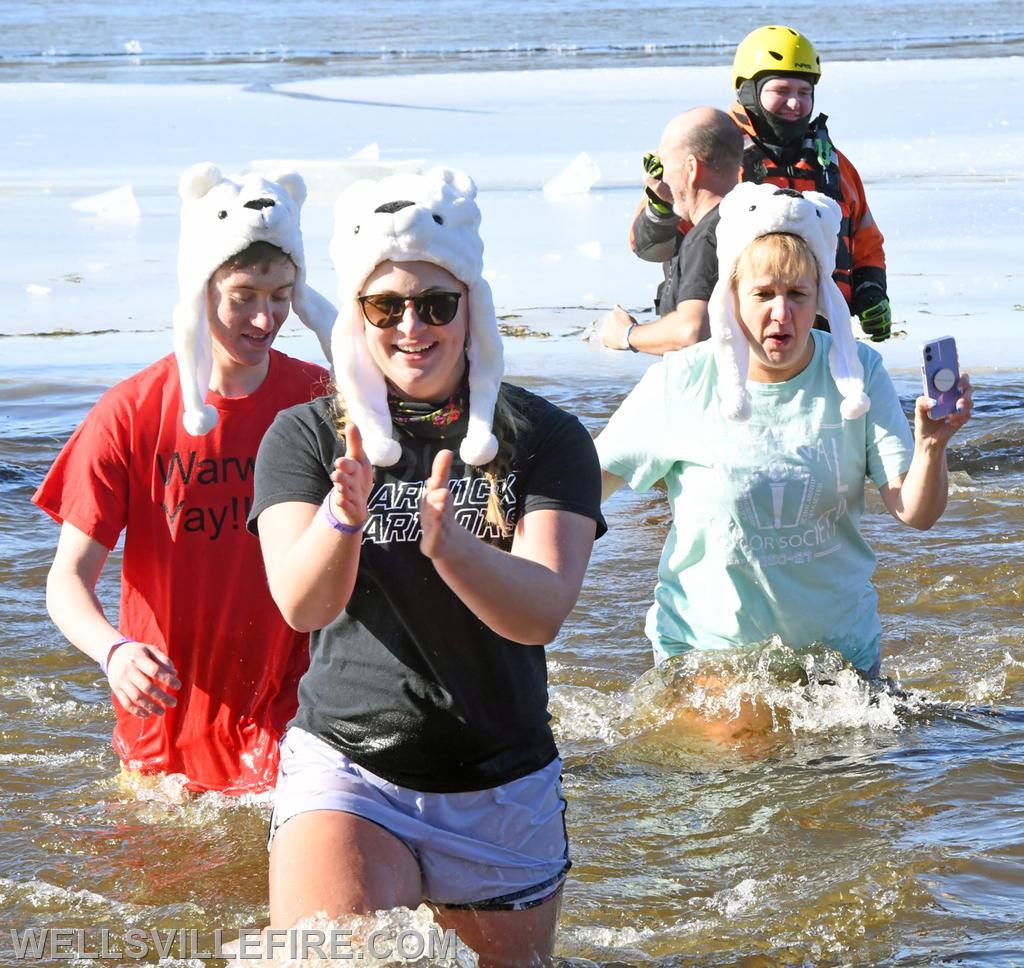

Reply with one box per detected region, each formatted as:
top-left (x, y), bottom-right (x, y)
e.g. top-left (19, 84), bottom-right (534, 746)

top-left (270, 727), bottom-right (570, 910)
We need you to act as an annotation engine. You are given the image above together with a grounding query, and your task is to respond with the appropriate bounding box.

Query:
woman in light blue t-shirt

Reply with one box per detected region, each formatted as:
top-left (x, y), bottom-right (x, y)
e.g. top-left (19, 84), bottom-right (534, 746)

top-left (598, 183), bottom-right (972, 677)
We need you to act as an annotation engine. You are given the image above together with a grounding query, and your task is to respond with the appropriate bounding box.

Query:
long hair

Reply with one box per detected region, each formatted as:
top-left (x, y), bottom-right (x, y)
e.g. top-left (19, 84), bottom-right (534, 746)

top-left (330, 382), bottom-right (525, 535)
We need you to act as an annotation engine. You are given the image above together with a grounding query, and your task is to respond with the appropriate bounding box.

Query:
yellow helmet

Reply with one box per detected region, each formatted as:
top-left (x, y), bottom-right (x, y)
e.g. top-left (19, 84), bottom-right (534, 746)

top-left (732, 25), bottom-right (821, 89)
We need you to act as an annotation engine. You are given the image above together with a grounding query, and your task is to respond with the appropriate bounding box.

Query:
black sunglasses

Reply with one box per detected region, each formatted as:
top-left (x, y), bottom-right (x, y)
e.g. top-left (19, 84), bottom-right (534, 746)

top-left (358, 291), bottom-right (462, 329)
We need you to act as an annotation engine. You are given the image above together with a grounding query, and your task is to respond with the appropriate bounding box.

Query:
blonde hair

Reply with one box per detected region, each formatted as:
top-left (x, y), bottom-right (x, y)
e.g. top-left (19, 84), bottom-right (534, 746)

top-left (331, 383), bottom-right (525, 535)
top-left (731, 232), bottom-right (819, 290)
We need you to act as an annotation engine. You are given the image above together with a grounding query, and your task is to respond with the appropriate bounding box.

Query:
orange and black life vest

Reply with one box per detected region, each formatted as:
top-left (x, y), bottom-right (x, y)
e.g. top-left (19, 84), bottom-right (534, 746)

top-left (729, 103), bottom-right (887, 306)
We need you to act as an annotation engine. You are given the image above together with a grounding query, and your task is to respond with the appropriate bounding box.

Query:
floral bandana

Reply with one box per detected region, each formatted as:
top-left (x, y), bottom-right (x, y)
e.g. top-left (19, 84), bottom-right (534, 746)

top-left (388, 375), bottom-right (468, 431)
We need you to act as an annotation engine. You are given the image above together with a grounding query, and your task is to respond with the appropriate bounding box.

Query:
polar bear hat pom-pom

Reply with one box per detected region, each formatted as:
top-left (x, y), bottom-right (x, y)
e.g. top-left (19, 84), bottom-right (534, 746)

top-left (708, 181), bottom-right (871, 422)
top-left (329, 166), bottom-right (504, 468)
top-left (172, 162), bottom-right (336, 436)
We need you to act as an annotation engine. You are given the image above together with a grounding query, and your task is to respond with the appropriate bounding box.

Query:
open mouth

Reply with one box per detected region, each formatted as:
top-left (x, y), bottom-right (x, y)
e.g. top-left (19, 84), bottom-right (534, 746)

top-left (395, 341), bottom-right (438, 357)
top-left (242, 332), bottom-right (272, 345)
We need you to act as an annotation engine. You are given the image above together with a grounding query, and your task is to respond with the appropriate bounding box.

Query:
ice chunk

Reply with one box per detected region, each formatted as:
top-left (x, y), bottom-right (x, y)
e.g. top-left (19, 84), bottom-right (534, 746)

top-left (70, 185), bottom-right (141, 220)
top-left (350, 142), bottom-right (380, 161)
top-left (248, 158), bottom-right (423, 205)
top-left (543, 152), bottom-right (600, 199)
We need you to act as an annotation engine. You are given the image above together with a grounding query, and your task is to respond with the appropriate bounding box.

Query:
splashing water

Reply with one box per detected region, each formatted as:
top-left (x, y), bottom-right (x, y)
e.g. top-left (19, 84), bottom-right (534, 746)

top-left (235, 907), bottom-right (478, 967)
top-left (628, 641), bottom-right (1004, 742)
top-left (113, 769), bottom-right (274, 821)
top-left (553, 639), bottom-right (1009, 760)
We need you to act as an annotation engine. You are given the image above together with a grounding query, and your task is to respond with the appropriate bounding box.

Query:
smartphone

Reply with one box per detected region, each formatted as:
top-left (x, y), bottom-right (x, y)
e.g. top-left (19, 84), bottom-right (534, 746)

top-left (921, 336), bottom-right (961, 419)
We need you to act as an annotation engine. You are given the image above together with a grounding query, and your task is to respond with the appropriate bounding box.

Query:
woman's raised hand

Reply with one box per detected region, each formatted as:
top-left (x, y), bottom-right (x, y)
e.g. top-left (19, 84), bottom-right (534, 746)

top-left (420, 448), bottom-right (463, 561)
top-left (915, 373), bottom-right (973, 447)
top-left (329, 424), bottom-right (373, 527)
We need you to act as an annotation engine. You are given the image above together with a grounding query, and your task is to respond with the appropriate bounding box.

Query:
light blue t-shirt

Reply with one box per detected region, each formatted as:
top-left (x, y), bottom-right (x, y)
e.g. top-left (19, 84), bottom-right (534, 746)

top-left (597, 330), bottom-right (914, 672)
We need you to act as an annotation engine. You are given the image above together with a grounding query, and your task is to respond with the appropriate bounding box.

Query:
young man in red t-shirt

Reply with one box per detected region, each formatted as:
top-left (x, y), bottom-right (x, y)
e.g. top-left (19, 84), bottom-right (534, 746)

top-left (32, 163), bottom-right (335, 795)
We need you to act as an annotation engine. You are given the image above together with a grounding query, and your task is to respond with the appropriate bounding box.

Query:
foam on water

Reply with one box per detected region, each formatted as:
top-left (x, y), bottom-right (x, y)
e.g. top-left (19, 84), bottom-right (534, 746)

top-left (630, 648), bottom-right (905, 744)
top-left (549, 683), bottom-right (635, 746)
top-left (0, 876), bottom-right (140, 918)
top-left (0, 748), bottom-right (103, 767)
top-left (890, 636), bottom-right (1019, 705)
top-left (235, 908), bottom-right (478, 967)
top-left (1, 675), bottom-right (107, 722)
top-left (113, 770), bottom-right (273, 817)
top-left (692, 876), bottom-right (768, 917)
top-left (560, 924), bottom-right (654, 965)
top-left (551, 640), bottom-right (1022, 759)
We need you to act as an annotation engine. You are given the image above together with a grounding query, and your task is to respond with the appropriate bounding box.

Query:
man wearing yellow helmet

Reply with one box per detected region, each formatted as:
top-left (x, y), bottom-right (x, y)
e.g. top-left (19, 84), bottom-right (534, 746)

top-left (729, 24), bottom-right (891, 341)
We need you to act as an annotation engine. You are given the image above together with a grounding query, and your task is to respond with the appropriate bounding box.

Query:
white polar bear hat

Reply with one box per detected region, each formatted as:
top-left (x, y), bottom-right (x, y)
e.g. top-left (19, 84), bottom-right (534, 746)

top-left (172, 162), bottom-right (337, 436)
top-left (709, 181), bottom-right (871, 422)
top-left (329, 166), bottom-right (504, 468)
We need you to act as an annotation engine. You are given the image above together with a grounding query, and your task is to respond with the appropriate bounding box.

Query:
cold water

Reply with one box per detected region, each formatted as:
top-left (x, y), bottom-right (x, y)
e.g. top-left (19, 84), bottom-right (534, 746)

top-left (2, 328), bottom-right (1022, 963)
top-left (2, 0), bottom-right (1022, 83)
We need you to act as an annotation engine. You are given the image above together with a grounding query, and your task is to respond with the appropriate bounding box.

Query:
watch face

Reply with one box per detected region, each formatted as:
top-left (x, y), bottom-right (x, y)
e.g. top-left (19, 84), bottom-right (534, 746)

top-left (933, 367), bottom-right (956, 393)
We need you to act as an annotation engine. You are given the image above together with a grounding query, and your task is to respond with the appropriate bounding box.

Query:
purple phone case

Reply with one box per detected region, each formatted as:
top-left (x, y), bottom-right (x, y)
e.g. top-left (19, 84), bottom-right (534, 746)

top-left (921, 337), bottom-right (960, 419)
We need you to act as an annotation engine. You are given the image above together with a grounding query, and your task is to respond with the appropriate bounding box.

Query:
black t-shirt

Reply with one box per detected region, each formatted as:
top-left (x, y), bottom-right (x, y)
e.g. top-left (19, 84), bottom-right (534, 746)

top-left (656, 206), bottom-right (721, 317)
top-left (249, 384), bottom-right (605, 793)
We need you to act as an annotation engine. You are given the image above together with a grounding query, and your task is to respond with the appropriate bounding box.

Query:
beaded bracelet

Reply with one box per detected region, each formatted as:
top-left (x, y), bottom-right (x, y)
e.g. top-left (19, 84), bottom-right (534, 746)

top-left (100, 636), bottom-right (133, 676)
top-left (321, 492), bottom-right (366, 536)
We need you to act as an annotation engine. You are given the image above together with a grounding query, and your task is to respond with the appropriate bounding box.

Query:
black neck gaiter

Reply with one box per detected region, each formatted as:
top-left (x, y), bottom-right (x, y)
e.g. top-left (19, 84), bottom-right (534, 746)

top-left (737, 77), bottom-right (813, 166)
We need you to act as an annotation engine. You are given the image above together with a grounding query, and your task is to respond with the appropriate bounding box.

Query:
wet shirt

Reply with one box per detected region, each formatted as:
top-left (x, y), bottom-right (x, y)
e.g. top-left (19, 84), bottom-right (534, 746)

top-left (596, 331), bottom-right (913, 672)
top-left (249, 384), bottom-right (605, 793)
top-left (655, 206), bottom-right (720, 317)
top-left (32, 351), bottom-right (330, 793)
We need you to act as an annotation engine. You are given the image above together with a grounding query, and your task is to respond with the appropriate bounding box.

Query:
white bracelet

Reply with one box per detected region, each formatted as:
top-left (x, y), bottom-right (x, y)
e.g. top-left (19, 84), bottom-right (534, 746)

top-left (100, 636), bottom-right (132, 676)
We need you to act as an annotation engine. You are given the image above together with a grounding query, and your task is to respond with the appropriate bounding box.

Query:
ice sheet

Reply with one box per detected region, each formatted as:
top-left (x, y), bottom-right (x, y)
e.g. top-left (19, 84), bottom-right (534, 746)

top-left (2, 57), bottom-right (1021, 372)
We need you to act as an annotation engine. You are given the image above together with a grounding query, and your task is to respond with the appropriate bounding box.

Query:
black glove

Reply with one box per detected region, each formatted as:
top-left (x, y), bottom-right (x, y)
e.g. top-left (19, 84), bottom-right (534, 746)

top-left (852, 283), bottom-right (892, 342)
top-left (858, 299), bottom-right (892, 342)
top-left (642, 152), bottom-right (673, 217)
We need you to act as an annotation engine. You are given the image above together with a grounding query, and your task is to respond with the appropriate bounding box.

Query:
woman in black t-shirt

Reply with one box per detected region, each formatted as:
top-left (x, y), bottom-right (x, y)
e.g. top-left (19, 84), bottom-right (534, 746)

top-left (251, 167), bottom-right (604, 965)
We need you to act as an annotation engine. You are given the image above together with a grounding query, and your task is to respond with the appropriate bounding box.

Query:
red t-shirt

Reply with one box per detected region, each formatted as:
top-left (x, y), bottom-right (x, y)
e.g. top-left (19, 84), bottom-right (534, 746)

top-left (33, 350), bottom-right (330, 794)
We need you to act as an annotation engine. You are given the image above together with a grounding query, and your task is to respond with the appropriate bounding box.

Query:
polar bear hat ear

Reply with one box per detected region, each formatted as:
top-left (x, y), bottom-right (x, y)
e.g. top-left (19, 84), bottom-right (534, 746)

top-left (329, 166), bottom-right (504, 468)
top-left (708, 181), bottom-right (870, 422)
top-left (171, 162), bottom-right (336, 436)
